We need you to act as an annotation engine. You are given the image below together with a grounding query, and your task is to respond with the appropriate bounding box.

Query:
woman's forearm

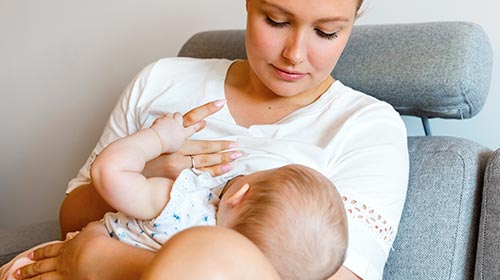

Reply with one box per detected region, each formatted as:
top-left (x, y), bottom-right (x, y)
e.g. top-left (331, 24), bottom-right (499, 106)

top-left (59, 183), bottom-right (115, 237)
top-left (71, 223), bottom-right (156, 280)
top-left (17, 222), bottom-right (156, 280)
top-left (91, 236), bottom-right (156, 280)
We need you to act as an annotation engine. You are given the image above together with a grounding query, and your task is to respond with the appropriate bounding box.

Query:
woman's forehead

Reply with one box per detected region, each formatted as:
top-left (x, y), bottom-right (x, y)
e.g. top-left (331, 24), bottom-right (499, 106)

top-left (253, 0), bottom-right (358, 21)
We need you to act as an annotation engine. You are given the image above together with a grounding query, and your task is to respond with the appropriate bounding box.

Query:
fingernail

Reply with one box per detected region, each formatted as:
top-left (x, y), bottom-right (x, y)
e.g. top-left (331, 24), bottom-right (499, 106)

top-left (230, 152), bottom-right (243, 160)
top-left (28, 251), bottom-right (34, 259)
top-left (15, 269), bottom-right (21, 277)
top-left (214, 99), bottom-right (226, 107)
top-left (222, 164), bottom-right (233, 172)
top-left (229, 142), bottom-right (238, 149)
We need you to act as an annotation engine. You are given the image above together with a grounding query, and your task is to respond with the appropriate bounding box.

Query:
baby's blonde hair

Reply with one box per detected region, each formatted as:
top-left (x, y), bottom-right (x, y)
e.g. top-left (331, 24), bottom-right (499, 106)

top-left (232, 164), bottom-right (348, 280)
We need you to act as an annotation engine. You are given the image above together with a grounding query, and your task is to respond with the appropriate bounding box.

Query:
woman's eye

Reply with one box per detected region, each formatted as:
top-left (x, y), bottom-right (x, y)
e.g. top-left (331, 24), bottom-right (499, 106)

top-left (265, 17), bottom-right (288, 28)
top-left (315, 29), bottom-right (338, 40)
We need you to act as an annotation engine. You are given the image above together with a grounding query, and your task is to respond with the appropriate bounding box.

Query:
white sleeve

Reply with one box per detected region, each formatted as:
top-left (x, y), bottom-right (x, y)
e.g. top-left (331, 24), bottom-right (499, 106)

top-left (66, 63), bottom-right (156, 193)
top-left (327, 103), bottom-right (409, 279)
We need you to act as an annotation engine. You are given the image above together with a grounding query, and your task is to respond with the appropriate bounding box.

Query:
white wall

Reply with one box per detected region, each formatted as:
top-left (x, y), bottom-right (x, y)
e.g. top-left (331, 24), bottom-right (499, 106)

top-left (0, 0), bottom-right (247, 229)
top-left (0, 0), bottom-right (498, 228)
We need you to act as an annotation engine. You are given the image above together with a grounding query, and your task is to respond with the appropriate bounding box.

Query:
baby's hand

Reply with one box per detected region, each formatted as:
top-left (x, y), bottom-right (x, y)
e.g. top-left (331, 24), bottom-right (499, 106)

top-left (151, 112), bottom-right (203, 154)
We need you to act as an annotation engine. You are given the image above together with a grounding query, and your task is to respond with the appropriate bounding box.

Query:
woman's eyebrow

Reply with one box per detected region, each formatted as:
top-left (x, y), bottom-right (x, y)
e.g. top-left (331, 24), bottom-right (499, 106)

top-left (315, 16), bottom-right (351, 24)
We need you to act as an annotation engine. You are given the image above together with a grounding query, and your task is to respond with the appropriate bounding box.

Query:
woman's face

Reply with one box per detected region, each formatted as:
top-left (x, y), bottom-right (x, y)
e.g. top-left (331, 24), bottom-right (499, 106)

top-left (245, 0), bottom-right (357, 97)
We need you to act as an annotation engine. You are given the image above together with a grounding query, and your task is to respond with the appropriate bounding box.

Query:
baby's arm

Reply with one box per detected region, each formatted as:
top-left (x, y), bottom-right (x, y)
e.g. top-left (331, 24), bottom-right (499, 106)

top-left (91, 113), bottom-right (203, 220)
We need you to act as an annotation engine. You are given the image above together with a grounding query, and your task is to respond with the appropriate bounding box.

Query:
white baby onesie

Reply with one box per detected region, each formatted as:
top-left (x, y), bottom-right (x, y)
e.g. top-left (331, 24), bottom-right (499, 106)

top-left (102, 169), bottom-right (226, 251)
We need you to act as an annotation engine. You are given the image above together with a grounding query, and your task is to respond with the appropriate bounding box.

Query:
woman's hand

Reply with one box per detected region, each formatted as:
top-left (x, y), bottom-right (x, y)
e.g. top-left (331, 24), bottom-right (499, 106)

top-left (143, 100), bottom-right (242, 179)
top-left (15, 222), bottom-right (155, 280)
top-left (14, 223), bottom-right (107, 280)
top-left (143, 140), bottom-right (239, 178)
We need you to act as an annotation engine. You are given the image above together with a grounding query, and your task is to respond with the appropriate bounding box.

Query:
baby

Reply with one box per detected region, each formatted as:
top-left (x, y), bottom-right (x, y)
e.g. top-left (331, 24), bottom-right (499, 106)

top-left (1, 103), bottom-right (348, 280)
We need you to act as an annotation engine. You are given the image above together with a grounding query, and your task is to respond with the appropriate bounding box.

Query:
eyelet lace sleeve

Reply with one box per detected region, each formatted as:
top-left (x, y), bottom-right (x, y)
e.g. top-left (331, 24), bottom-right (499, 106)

top-left (342, 195), bottom-right (396, 246)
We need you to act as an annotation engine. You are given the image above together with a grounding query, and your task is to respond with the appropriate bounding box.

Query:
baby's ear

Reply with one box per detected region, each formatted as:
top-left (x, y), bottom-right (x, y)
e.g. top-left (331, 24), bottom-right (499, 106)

top-left (225, 183), bottom-right (250, 207)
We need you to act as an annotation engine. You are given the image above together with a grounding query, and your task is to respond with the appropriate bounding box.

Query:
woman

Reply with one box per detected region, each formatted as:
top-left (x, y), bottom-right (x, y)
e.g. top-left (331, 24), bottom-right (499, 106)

top-left (16, 0), bottom-right (408, 279)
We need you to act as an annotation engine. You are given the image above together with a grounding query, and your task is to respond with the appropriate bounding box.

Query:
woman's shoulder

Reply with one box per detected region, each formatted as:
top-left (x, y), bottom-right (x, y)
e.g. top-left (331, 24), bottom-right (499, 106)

top-left (150, 57), bottom-right (233, 76)
top-left (125, 57), bottom-right (232, 97)
top-left (332, 81), bottom-right (393, 108)
top-left (133, 57), bottom-right (233, 90)
top-left (329, 80), bottom-right (402, 121)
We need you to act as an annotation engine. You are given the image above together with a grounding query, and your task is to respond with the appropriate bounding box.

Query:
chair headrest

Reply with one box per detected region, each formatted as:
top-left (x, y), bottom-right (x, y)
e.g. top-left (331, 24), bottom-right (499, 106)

top-left (178, 22), bottom-right (493, 119)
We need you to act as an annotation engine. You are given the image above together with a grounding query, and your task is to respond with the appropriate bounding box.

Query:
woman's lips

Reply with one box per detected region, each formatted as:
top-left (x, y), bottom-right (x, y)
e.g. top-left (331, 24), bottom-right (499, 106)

top-left (272, 65), bottom-right (307, 82)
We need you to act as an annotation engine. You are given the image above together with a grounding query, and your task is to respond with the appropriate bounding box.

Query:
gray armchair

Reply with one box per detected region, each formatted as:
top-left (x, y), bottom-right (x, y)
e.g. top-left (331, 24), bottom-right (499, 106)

top-left (1, 22), bottom-right (496, 280)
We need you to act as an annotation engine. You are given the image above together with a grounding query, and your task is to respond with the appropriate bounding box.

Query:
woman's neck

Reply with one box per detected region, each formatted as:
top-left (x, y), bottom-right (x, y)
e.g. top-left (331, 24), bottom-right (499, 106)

top-left (230, 61), bottom-right (333, 104)
top-left (224, 60), bottom-right (333, 127)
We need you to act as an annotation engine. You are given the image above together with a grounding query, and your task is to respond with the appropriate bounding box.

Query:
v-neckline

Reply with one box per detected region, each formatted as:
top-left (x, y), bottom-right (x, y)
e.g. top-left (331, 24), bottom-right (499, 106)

top-left (211, 60), bottom-right (340, 129)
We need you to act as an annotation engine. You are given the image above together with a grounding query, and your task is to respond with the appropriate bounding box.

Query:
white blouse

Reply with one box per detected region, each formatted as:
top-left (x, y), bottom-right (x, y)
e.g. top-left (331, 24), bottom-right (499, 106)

top-left (68, 57), bottom-right (409, 280)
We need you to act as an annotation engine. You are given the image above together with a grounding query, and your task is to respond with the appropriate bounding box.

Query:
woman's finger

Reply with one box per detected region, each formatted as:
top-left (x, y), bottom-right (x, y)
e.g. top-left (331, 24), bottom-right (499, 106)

top-left (191, 151), bottom-right (243, 169)
top-left (183, 100), bottom-right (226, 127)
top-left (20, 271), bottom-right (62, 280)
top-left (34, 271), bottom-right (63, 280)
top-left (16, 257), bottom-right (58, 279)
top-left (178, 140), bottom-right (237, 155)
top-left (31, 242), bottom-right (64, 261)
top-left (195, 163), bottom-right (234, 177)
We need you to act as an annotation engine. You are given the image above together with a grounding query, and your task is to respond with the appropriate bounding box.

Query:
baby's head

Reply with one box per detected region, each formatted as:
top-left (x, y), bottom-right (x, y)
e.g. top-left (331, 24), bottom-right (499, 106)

top-left (217, 164), bottom-right (348, 279)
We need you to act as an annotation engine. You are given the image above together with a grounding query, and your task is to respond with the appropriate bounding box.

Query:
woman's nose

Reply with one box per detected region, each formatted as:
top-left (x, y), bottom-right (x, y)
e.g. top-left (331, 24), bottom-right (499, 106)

top-left (282, 31), bottom-right (306, 65)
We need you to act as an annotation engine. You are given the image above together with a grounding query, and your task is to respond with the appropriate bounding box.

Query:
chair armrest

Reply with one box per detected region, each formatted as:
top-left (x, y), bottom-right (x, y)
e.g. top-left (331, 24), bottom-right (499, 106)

top-left (475, 149), bottom-right (500, 280)
top-left (385, 136), bottom-right (491, 279)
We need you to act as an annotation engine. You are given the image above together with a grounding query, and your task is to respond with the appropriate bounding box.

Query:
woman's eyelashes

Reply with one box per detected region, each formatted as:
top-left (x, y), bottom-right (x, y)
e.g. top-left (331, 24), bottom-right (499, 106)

top-left (264, 17), bottom-right (338, 40)
top-left (315, 29), bottom-right (338, 40)
top-left (265, 16), bottom-right (288, 28)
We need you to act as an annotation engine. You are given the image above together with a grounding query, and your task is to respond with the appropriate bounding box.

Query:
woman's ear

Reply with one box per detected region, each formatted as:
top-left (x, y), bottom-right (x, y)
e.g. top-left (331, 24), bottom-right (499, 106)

top-left (225, 183), bottom-right (250, 207)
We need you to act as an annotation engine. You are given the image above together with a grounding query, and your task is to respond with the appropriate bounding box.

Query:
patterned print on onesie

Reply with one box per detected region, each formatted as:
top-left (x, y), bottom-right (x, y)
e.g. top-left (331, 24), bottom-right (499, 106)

top-left (102, 169), bottom-right (224, 251)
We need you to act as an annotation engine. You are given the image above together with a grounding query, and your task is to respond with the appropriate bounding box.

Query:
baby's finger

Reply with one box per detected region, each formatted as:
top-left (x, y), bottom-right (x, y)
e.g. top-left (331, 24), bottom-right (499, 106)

top-left (183, 100), bottom-right (226, 127)
top-left (173, 112), bottom-right (183, 123)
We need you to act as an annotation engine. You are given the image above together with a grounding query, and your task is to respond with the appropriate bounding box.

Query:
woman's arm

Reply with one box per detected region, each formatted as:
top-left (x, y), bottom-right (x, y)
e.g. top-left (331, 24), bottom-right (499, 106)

top-left (16, 222), bottom-right (156, 280)
top-left (59, 183), bottom-right (114, 237)
top-left (142, 226), bottom-right (281, 280)
top-left (19, 224), bottom-right (361, 280)
top-left (329, 266), bottom-right (362, 280)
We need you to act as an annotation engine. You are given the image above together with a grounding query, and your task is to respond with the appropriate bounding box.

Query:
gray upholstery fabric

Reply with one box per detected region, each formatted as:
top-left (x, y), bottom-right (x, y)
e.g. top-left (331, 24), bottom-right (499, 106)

top-left (0, 220), bottom-right (60, 266)
top-left (179, 29), bottom-right (246, 61)
top-left (384, 137), bottom-right (491, 280)
top-left (178, 22), bottom-right (493, 120)
top-left (475, 149), bottom-right (500, 280)
top-left (334, 22), bottom-right (493, 119)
